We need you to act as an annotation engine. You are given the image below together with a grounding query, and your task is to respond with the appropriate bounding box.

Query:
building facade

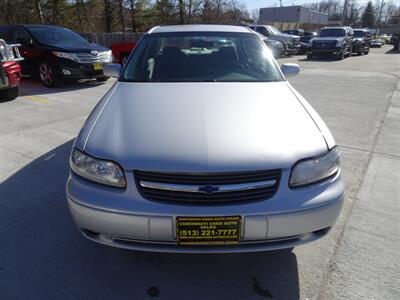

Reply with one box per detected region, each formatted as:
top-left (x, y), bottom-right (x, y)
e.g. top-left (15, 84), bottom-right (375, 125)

top-left (259, 6), bottom-right (328, 25)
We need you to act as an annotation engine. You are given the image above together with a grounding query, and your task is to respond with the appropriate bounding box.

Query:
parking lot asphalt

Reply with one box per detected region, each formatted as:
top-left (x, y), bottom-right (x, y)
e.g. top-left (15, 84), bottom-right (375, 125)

top-left (0, 46), bottom-right (399, 299)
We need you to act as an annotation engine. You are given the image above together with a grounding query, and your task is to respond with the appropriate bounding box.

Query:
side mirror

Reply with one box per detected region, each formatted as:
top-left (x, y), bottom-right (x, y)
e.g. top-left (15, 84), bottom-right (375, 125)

top-left (281, 63), bottom-right (300, 77)
top-left (103, 63), bottom-right (121, 78)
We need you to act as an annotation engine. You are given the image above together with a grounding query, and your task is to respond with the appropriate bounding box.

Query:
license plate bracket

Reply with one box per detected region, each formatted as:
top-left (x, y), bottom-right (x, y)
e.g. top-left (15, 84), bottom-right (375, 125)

top-left (176, 216), bottom-right (241, 245)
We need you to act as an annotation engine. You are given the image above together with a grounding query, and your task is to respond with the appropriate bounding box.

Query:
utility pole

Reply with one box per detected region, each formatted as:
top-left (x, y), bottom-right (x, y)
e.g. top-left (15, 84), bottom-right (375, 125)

top-left (377, 0), bottom-right (385, 27)
top-left (341, 0), bottom-right (350, 25)
top-left (280, 0), bottom-right (282, 7)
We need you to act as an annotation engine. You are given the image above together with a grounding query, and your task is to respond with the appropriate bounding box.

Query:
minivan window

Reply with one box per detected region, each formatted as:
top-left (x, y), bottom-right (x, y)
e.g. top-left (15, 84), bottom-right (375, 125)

top-left (319, 29), bottom-right (346, 37)
top-left (28, 27), bottom-right (88, 44)
top-left (13, 28), bottom-right (31, 44)
top-left (122, 32), bottom-right (283, 82)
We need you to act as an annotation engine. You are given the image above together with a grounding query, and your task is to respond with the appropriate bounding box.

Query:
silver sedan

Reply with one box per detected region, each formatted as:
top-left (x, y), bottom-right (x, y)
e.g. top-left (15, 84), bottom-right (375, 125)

top-left (66, 25), bottom-right (344, 253)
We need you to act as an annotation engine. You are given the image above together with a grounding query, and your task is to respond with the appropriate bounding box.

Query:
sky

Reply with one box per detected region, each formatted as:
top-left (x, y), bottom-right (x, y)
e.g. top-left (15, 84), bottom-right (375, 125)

top-left (243, 0), bottom-right (376, 11)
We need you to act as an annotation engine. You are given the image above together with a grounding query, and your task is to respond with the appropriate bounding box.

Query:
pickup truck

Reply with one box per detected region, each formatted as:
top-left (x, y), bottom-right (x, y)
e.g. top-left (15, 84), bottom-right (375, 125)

top-left (249, 25), bottom-right (301, 55)
top-left (0, 39), bottom-right (23, 101)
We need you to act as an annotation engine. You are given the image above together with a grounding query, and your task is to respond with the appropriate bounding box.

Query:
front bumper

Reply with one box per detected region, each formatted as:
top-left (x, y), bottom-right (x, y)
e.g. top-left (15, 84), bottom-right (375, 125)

top-left (66, 171), bottom-right (345, 253)
top-left (308, 47), bottom-right (342, 55)
top-left (53, 58), bottom-right (107, 79)
top-left (285, 44), bottom-right (300, 55)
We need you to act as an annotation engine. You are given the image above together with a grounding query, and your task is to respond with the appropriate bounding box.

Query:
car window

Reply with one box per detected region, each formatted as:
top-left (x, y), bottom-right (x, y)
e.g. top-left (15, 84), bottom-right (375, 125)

top-left (267, 26), bottom-right (281, 35)
top-left (319, 29), bottom-right (346, 37)
top-left (122, 32), bottom-right (283, 83)
top-left (13, 28), bottom-right (31, 45)
top-left (251, 26), bottom-right (269, 36)
top-left (28, 27), bottom-right (88, 44)
top-left (0, 27), bottom-right (13, 43)
top-left (354, 31), bottom-right (365, 38)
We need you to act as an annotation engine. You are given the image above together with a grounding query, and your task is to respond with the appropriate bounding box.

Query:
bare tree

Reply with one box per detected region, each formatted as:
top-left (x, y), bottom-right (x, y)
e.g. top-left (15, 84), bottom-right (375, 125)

top-left (35, 0), bottom-right (45, 23)
top-left (118, 0), bottom-right (126, 32)
top-left (179, 0), bottom-right (185, 24)
top-left (104, 0), bottom-right (113, 32)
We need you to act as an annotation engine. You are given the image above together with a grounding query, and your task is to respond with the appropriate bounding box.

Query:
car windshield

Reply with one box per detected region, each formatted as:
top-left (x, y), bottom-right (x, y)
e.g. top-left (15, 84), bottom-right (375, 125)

top-left (267, 26), bottom-right (281, 35)
top-left (319, 29), bottom-right (346, 37)
top-left (121, 32), bottom-right (283, 82)
top-left (354, 30), bottom-right (366, 38)
top-left (29, 27), bottom-right (88, 44)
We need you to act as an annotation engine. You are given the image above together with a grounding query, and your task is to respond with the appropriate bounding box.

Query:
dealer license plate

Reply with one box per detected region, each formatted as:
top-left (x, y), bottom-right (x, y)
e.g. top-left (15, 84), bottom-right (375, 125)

top-left (176, 216), bottom-right (241, 245)
top-left (93, 63), bottom-right (103, 71)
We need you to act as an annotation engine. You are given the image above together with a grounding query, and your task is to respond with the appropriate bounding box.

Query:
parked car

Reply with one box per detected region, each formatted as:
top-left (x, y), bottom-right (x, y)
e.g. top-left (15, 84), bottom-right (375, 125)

top-left (299, 32), bottom-right (318, 54)
top-left (352, 29), bottom-right (371, 55)
top-left (307, 26), bottom-right (354, 60)
top-left (67, 25), bottom-right (344, 253)
top-left (0, 24), bottom-right (112, 87)
top-left (255, 32), bottom-right (284, 58)
top-left (0, 39), bottom-right (23, 101)
top-left (111, 42), bottom-right (136, 65)
top-left (370, 39), bottom-right (384, 48)
top-left (249, 25), bottom-right (301, 55)
top-left (282, 29), bottom-right (305, 36)
top-left (282, 29), bottom-right (317, 54)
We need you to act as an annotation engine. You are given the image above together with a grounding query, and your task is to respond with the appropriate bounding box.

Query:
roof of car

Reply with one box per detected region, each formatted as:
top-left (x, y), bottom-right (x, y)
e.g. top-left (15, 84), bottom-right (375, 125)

top-left (148, 24), bottom-right (253, 34)
top-left (321, 27), bottom-right (346, 30)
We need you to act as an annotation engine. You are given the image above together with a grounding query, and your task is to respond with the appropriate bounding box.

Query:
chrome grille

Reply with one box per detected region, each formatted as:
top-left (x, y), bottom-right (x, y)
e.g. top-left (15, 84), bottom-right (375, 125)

top-left (313, 41), bottom-right (336, 49)
top-left (135, 170), bottom-right (281, 204)
top-left (75, 51), bottom-right (111, 63)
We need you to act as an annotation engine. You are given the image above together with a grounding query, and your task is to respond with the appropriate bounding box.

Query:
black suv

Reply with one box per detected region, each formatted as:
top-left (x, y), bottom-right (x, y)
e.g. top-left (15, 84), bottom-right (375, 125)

top-left (352, 29), bottom-right (371, 55)
top-left (0, 24), bottom-right (112, 87)
top-left (308, 27), bottom-right (354, 60)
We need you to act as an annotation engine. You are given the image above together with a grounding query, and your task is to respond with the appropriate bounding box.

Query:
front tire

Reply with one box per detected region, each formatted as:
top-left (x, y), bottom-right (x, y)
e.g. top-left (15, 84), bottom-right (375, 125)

top-left (0, 85), bottom-right (19, 101)
top-left (38, 62), bottom-right (62, 87)
top-left (336, 50), bottom-right (345, 60)
top-left (96, 76), bottom-right (109, 83)
top-left (307, 54), bottom-right (314, 60)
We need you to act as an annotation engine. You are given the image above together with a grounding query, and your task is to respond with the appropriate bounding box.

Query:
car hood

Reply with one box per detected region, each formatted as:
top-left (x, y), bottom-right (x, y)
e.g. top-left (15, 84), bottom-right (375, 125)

top-left (82, 82), bottom-right (328, 172)
top-left (40, 42), bottom-right (109, 53)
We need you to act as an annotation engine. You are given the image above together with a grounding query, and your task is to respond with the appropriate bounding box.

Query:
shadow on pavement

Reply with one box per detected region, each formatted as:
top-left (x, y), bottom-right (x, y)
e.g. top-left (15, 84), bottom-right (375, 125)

top-left (0, 141), bottom-right (299, 299)
top-left (298, 57), bottom-right (342, 62)
top-left (385, 48), bottom-right (399, 54)
top-left (19, 77), bottom-right (108, 97)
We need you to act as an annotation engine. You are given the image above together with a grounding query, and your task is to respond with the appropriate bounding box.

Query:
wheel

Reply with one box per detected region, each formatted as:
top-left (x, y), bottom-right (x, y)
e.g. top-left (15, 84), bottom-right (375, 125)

top-left (38, 62), bottom-right (61, 87)
top-left (307, 54), bottom-right (313, 60)
top-left (96, 76), bottom-right (109, 83)
top-left (364, 47), bottom-right (370, 55)
top-left (0, 85), bottom-right (19, 101)
top-left (336, 50), bottom-right (344, 60)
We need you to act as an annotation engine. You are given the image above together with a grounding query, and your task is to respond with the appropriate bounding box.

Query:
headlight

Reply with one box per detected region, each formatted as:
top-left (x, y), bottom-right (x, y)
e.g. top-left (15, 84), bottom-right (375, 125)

top-left (336, 40), bottom-right (344, 47)
top-left (70, 148), bottom-right (126, 188)
top-left (106, 50), bottom-right (113, 62)
top-left (289, 148), bottom-right (340, 188)
top-left (52, 51), bottom-right (80, 62)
